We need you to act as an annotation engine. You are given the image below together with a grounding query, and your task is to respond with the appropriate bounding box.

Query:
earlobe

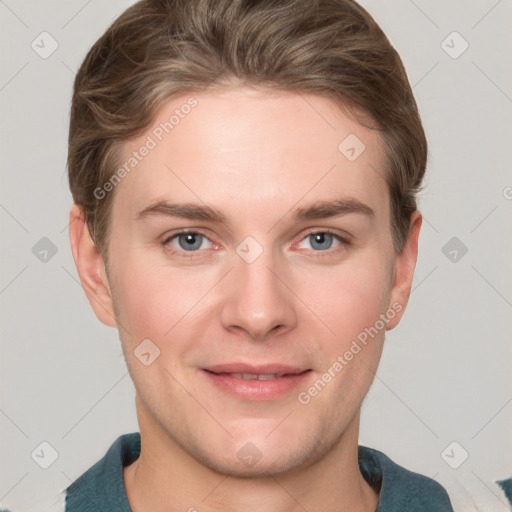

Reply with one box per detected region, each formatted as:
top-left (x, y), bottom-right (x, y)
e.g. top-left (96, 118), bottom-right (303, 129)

top-left (69, 204), bottom-right (117, 328)
top-left (386, 211), bottom-right (422, 331)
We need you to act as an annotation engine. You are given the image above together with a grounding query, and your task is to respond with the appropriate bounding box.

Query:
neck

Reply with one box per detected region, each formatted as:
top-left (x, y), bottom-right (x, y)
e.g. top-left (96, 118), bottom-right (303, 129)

top-left (124, 398), bottom-right (378, 512)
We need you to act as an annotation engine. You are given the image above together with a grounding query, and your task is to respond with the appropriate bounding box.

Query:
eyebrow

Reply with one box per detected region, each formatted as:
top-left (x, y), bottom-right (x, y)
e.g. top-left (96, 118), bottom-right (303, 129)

top-left (136, 198), bottom-right (374, 224)
top-left (136, 201), bottom-right (228, 224)
top-left (293, 198), bottom-right (374, 221)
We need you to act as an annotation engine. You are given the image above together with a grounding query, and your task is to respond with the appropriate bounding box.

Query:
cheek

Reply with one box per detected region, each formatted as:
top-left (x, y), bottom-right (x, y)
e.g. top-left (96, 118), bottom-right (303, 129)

top-left (320, 257), bottom-right (393, 394)
top-left (110, 255), bottom-right (209, 343)
top-left (297, 263), bottom-right (391, 415)
top-left (300, 255), bottom-right (393, 347)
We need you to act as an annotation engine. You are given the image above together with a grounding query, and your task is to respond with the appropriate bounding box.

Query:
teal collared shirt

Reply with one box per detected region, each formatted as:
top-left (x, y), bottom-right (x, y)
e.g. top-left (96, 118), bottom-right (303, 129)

top-left (65, 432), bottom-right (454, 511)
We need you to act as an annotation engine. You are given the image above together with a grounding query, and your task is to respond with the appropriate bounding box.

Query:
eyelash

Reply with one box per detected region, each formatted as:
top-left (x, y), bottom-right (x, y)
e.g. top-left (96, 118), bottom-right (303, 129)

top-left (161, 228), bottom-right (351, 258)
top-left (162, 228), bottom-right (213, 258)
top-left (299, 229), bottom-right (351, 257)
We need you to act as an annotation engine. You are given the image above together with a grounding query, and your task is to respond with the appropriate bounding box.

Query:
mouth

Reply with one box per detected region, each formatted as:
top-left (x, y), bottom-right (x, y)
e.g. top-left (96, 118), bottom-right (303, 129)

top-left (203, 370), bottom-right (309, 380)
top-left (201, 364), bottom-right (312, 401)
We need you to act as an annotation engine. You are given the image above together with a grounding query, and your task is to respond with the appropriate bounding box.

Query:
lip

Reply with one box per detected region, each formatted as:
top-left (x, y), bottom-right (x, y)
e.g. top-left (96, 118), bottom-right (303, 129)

top-left (201, 363), bottom-right (312, 401)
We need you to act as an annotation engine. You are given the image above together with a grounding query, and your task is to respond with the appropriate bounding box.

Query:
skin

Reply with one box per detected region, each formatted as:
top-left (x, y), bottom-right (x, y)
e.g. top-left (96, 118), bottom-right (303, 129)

top-left (69, 86), bottom-right (421, 512)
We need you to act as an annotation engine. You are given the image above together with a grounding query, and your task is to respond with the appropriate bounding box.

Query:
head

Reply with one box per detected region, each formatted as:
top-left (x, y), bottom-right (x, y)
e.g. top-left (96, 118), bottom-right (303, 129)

top-left (68, 0), bottom-right (426, 476)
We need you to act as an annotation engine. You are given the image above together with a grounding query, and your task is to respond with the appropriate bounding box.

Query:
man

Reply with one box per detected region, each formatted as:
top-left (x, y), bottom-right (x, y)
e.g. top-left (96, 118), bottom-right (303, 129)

top-left (63, 0), bottom-right (454, 509)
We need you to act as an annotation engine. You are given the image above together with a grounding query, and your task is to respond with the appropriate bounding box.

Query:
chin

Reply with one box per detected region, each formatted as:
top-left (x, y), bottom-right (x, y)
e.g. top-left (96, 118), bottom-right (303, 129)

top-left (190, 428), bottom-right (328, 479)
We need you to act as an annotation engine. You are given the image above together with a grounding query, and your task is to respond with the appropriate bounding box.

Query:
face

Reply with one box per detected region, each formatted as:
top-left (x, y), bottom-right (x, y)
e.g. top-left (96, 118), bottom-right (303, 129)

top-left (74, 86), bottom-right (419, 476)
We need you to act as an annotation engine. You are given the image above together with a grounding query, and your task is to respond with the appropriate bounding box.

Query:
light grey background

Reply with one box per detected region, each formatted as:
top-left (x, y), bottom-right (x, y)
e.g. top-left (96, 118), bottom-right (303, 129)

top-left (1, 1), bottom-right (511, 511)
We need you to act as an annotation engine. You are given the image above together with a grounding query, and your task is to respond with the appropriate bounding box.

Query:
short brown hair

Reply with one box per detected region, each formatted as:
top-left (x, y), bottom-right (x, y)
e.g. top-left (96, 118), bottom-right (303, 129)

top-left (68, 0), bottom-right (427, 256)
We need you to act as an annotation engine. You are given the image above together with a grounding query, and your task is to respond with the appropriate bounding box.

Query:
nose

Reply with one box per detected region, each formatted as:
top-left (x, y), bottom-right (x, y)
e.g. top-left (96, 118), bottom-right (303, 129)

top-left (219, 248), bottom-right (298, 341)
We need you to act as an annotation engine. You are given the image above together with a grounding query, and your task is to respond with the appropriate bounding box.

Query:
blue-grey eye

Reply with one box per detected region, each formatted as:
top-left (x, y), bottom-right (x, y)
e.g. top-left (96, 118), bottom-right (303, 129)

top-left (176, 233), bottom-right (205, 251)
top-left (309, 232), bottom-right (334, 250)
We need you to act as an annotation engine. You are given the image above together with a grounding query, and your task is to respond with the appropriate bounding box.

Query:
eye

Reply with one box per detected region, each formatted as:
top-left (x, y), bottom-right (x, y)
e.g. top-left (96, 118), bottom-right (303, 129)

top-left (164, 231), bottom-right (215, 252)
top-left (297, 230), bottom-right (349, 252)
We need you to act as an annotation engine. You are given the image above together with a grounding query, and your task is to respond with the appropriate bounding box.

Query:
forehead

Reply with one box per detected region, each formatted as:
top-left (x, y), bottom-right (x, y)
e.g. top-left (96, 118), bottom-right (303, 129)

top-left (113, 87), bottom-right (388, 222)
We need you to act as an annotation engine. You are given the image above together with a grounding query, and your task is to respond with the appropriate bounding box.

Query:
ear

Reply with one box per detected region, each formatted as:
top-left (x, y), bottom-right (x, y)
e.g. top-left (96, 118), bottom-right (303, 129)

top-left (386, 211), bottom-right (422, 330)
top-left (68, 204), bottom-right (117, 328)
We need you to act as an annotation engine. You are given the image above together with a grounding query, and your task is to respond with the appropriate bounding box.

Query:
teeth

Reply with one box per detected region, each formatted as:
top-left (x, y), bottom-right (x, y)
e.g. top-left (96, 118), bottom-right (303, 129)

top-left (227, 373), bottom-right (279, 381)
top-left (256, 374), bottom-right (278, 380)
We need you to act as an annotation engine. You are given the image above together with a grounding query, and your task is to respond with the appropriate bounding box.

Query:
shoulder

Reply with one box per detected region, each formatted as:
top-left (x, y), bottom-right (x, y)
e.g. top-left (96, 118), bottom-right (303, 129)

top-left (497, 477), bottom-right (512, 505)
top-left (64, 432), bottom-right (140, 512)
top-left (358, 446), bottom-right (454, 511)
